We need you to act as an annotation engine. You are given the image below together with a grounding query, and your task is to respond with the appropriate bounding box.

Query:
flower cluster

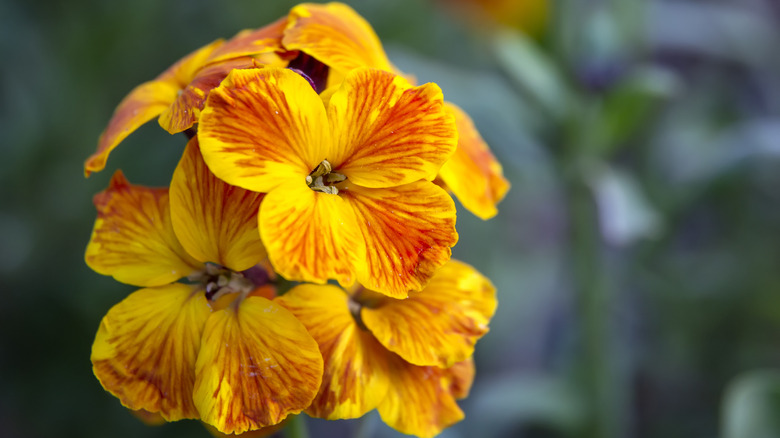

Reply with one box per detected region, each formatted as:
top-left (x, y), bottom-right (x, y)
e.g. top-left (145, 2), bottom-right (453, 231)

top-left (84, 3), bottom-right (508, 437)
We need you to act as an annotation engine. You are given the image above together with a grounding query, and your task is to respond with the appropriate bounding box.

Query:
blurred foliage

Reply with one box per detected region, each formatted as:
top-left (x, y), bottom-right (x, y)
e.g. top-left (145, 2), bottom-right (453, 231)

top-left (4, 0), bottom-right (780, 437)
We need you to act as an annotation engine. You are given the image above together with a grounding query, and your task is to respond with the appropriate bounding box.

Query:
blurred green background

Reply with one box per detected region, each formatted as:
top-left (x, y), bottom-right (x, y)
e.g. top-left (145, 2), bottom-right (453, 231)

top-left (4, 0), bottom-right (780, 437)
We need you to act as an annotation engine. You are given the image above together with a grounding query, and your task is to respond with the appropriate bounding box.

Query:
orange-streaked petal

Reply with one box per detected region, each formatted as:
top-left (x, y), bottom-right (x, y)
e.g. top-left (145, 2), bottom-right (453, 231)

top-left (159, 57), bottom-right (257, 134)
top-left (85, 171), bottom-right (201, 287)
top-left (362, 259), bottom-right (496, 367)
top-left (92, 283), bottom-right (211, 421)
top-left (170, 137), bottom-right (266, 271)
top-left (206, 17), bottom-right (288, 65)
top-left (130, 409), bottom-right (167, 426)
top-left (446, 357), bottom-right (475, 400)
top-left (439, 103), bottom-right (510, 220)
top-left (193, 296), bottom-right (323, 434)
top-left (276, 284), bottom-right (390, 419)
top-left (341, 182), bottom-right (458, 298)
top-left (85, 40), bottom-right (222, 176)
top-left (283, 3), bottom-right (394, 74)
top-left (377, 355), bottom-right (465, 438)
top-left (328, 68), bottom-right (457, 188)
top-left (199, 67), bottom-right (329, 193)
top-left (259, 182), bottom-right (361, 286)
top-left (204, 420), bottom-right (286, 438)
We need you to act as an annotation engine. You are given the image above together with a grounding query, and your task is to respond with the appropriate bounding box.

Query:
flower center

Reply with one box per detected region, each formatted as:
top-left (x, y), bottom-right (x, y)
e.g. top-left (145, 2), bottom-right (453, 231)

top-left (189, 263), bottom-right (255, 302)
top-left (306, 159), bottom-right (346, 195)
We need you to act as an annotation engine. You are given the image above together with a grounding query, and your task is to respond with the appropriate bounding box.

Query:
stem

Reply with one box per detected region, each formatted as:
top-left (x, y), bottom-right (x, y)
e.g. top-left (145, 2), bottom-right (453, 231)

top-left (569, 178), bottom-right (615, 438)
top-left (352, 411), bottom-right (378, 438)
top-left (284, 415), bottom-right (309, 438)
top-left (564, 97), bottom-right (624, 438)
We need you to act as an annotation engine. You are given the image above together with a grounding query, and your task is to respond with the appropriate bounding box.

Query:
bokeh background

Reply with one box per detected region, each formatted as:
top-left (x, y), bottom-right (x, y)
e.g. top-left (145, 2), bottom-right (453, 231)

top-left (4, 0), bottom-right (780, 437)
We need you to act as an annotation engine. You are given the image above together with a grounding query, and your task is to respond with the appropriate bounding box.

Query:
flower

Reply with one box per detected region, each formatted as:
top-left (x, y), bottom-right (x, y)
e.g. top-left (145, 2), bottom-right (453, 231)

top-left (197, 66), bottom-right (459, 298)
top-left (83, 18), bottom-right (290, 176)
top-left (282, 2), bottom-right (510, 219)
top-left (275, 260), bottom-right (497, 438)
top-left (86, 139), bottom-right (323, 434)
top-left (85, 2), bottom-right (510, 220)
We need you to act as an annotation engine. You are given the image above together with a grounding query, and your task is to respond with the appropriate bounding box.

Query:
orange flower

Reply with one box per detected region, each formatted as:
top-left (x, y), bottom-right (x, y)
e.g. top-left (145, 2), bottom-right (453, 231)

top-left (198, 66), bottom-right (458, 298)
top-left (86, 3), bottom-right (510, 220)
top-left (84, 18), bottom-right (290, 176)
top-left (86, 139), bottom-right (323, 434)
top-left (276, 260), bottom-right (497, 438)
top-left (282, 2), bottom-right (510, 219)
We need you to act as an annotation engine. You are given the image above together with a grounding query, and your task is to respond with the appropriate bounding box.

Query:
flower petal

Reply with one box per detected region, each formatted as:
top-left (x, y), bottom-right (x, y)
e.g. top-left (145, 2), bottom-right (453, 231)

top-left (341, 182), bottom-right (458, 298)
top-left (170, 137), bottom-right (266, 271)
top-left (85, 171), bottom-right (201, 287)
top-left (377, 355), bottom-right (464, 438)
top-left (276, 284), bottom-right (390, 419)
top-left (193, 296), bottom-right (323, 434)
top-left (84, 40), bottom-right (222, 176)
top-left (362, 259), bottom-right (496, 366)
top-left (328, 69), bottom-right (458, 188)
top-left (283, 3), bottom-right (394, 74)
top-left (439, 103), bottom-right (510, 219)
top-left (206, 16), bottom-right (288, 65)
top-left (199, 68), bottom-right (329, 193)
top-left (259, 182), bottom-right (362, 286)
top-left (446, 357), bottom-right (475, 400)
top-left (91, 283), bottom-right (211, 421)
top-left (159, 57), bottom-right (257, 134)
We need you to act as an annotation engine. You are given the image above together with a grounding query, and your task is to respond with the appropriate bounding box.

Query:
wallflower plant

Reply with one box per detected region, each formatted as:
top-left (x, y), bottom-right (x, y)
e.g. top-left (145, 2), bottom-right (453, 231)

top-left (85, 3), bottom-right (508, 437)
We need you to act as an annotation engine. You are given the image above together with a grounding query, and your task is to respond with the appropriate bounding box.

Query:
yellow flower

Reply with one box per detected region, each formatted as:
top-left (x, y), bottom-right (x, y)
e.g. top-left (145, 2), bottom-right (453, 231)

top-left (283, 2), bottom-right (511, 219)
top-left (83, 18), bottom-right (290, 176)
top-left (276, 260), bottom-right (497, 438)
top-left (85, 2), bottom-right (510, 220)
top-left (197, 66), bottom-right (459, 298)
top-left (86, 139), bottom-right (323, 434)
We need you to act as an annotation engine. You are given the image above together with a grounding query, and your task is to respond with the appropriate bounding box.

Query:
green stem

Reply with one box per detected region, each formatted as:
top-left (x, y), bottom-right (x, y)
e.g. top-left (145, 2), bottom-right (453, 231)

top-left (285, 415), bottom-right (309, 438)
top-left (564, 97), bottom-right (624, 438)
top-left (352, 411), bottom-right (378, 438)
top-left (570, 178), bottom-right (614, 438)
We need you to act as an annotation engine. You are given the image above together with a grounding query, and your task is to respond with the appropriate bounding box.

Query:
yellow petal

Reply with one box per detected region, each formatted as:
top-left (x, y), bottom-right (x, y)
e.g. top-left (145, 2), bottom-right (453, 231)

top-left (377, 355), bottom-right (465, 438)
top-left (85, 171), bottom-right (201, 287)
top-left (130, 409), bottom-right (167, 426)
top-left (328, 68), bottom-right (457, 188)
top-left (159, 57), bottom-right (257, 134)
top-left (439, 103), bottom-right (510, 219)
top-left (283, 3), bottom-right (394, 74)
top-left (446, 357), bottom-right (475, 400)
top-left (341, 182), bottom-right (458, 298)
top-left (84, 39), bottom-right (222, 176)
top-left (170, 137), bottom-right (266, 271)
top-left (362, 260), bottom-right (496, 366)
top-left (276, 284), bottom-right (390, 419)
top-left (199, 67), bottom-right (329, 193)
top-left (193, 296), bottom-right (323, 434)
top-left (259, 182), bottom-right (362, 286)
top-left (204, 420), bottom-right (286, 438)
top-left (206, 16), bottom-right (288, 65)
top-left (92, 283), bottom-right (211, 421)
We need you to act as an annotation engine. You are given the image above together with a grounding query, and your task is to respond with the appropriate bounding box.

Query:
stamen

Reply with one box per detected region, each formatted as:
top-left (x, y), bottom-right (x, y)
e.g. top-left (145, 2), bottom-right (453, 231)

top-left (306, 159), bottom-right (346, 195)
